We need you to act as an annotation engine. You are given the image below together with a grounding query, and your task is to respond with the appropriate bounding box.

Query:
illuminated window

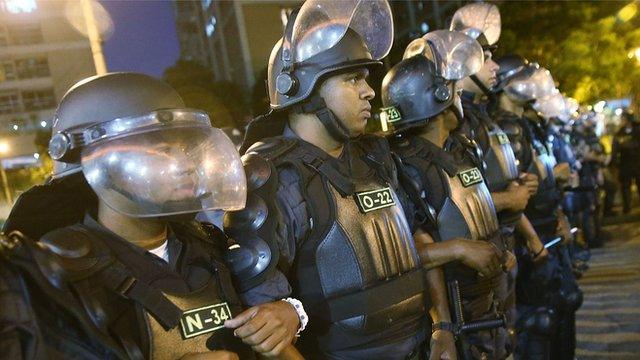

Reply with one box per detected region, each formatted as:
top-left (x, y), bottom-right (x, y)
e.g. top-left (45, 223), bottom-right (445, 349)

top-left (15, 58), bottom-right (49, 79)
top-left (22, 88), bottom-right (55, 111)
top-left (0, 60), bottom-right (16, 82)
top-left (0, 91), bottom-right (20, 114)
top-left (0, 26), bottom-right (7, 47)
top-left (1, 0), bottom-right (37, 14)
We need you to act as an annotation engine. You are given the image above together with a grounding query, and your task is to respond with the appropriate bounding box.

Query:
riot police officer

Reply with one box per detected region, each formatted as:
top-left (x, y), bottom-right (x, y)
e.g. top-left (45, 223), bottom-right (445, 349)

top-left (0, 73), bottom-right (302, 360)
top-left (224, 1), bottom-right (504, 358)
top-left (226, 1), bottom-right (430, 358)
top-left (449, 4), bottom-right (547, 356)
top-left (611, 110), bottom-right (640, 214)
top-left (570, 111), bottom-right (606, 248)
top-left (382, 30), bottom-right (516, 359)
top-left (492, 59), bottom-right (582, 360)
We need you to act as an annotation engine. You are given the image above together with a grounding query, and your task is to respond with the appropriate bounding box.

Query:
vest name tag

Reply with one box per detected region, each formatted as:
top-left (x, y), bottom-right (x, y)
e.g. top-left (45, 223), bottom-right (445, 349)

top-left (496, 133), bottom-right (510, 145)
top-left (180, 302), bottom-right (232, 339)
top-left (355, 187), bottom-right (396, 213)
top-left (458, 168), bottom-right (484, 187)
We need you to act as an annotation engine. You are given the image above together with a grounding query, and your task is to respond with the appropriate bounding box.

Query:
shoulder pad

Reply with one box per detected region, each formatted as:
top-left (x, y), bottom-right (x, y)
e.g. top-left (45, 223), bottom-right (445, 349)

top-left (40, 225), bottom-right (93, 259)
top-left (39, 225), bottom-right (112, 279)
top-left (246, 136), bottom-right (298, 163)
top-left (242, 152), bottom-right (273, 191)
top-left (223, 150), bottom-right (283, 292)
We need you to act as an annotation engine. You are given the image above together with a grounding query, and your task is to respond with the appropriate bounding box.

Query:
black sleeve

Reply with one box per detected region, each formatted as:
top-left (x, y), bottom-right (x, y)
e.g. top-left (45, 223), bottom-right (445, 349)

top-left (238, 166), bottom-right (308, 305)
top-left (0, 264), bottom-right (46, 360)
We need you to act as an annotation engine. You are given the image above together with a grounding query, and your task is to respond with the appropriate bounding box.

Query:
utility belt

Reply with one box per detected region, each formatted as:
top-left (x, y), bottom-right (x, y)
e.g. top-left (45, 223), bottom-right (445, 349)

top-left (314, 268), bottom-right (426, 324)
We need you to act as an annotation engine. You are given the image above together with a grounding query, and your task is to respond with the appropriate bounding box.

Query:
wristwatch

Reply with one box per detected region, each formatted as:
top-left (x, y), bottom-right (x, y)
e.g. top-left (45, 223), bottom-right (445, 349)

top-left (432, 321), bottom-right (456, 334)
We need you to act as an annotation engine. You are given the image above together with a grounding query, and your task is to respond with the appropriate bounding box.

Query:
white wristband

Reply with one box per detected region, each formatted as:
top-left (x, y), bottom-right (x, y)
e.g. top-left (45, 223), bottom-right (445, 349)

top-left (281, 297), bottom-right (308, 336)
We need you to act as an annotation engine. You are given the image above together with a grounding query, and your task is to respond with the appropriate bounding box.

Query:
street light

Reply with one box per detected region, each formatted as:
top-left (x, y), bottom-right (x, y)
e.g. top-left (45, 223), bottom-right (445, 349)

top-left (0, 141), bottom-right (13, 204)
top-left (618, 2), bottom-right (638, 23)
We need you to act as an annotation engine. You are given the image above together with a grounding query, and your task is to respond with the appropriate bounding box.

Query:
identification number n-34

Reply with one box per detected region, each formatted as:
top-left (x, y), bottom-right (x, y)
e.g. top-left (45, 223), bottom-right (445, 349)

top-left (180, 302), bottom-right (232, 339)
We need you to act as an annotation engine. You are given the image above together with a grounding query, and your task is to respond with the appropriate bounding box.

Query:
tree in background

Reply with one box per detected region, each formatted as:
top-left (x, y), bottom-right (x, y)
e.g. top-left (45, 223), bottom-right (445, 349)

top-left (163, 60), bottom-right (249, 129)
top-left (497, 1), bottom-right (640, 105)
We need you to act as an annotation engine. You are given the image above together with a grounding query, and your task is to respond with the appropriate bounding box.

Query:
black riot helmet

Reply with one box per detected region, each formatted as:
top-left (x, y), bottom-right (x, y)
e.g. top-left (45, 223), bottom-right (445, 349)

top-left (449, 2), bottom-right (501, 96)
top-left (381, 30), bottom-right (483, 133)
top-left (48, 72), bottom-right (246, 218)
top-left (241, 0), bottom-right (393, 148)
top-left (493, 54), bottom-right (538, 93)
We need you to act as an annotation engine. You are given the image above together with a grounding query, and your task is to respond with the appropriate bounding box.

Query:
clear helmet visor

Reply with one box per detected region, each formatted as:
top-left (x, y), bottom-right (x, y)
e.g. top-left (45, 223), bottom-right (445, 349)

top-left (449, 3), bottom-right (501, 45)
top-left (292, 0), bottom-right (393, 62)
top-left (529, 67), bottom-right (556, 99)
top-left (81, 121), bottom-right (247, 218)
top-left (563, 97), bottom-right (579, 120)
top-left (504, 66), bottom-right (555, 103)
top-left (403, 30), bottom-right (484, 81)
top-left (533, 92), bottom-right (566, 120)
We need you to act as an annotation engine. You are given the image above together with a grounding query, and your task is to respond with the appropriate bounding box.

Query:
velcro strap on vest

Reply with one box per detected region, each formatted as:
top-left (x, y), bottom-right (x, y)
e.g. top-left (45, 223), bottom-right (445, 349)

top-left (301, 154), bottom-right (355, 196)
top-left (325, 268), bottom-right (424, 322)
top-left (101, 263), bottom-right (182, 330)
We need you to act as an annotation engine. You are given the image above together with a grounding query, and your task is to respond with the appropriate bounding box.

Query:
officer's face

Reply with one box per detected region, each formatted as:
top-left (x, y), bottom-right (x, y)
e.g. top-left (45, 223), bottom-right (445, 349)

top-left (319, 68), bottom-right (375, 137)
top-left (476, 51), bottom-right (499, 89)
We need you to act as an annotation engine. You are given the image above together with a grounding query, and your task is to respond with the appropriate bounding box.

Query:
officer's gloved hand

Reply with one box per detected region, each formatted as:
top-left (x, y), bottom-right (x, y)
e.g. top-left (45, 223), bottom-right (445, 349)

top-left (224, 301), bottom-right (300, 357)
top-left (429, 329), bottom-right (457, 360)
top-left (180, 351), bottom-right (239, 360)
top-left (453, 239), bottom-right (502, 277)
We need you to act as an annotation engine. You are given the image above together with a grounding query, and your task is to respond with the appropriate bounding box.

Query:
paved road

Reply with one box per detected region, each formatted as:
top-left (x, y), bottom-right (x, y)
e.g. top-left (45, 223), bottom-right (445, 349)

top-left (576, 220), bottom-right (640, 359)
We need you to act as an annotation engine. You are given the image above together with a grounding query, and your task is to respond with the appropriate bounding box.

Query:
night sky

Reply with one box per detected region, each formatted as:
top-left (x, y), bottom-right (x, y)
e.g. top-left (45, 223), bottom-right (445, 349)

top-left (100, 0), bottom-right (180, 78)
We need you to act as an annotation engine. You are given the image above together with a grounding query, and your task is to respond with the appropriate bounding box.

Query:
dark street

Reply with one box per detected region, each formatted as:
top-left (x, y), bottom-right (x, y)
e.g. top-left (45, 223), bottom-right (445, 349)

top-left (577, 210), bottom-right (640, 359)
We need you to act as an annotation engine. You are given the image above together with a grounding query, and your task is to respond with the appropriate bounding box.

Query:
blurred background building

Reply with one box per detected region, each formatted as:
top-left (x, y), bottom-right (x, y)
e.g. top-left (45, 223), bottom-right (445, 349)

top-left (173, 0), bottom-right (463, 116)
top-left (0, 0), bottom-right (96, 169)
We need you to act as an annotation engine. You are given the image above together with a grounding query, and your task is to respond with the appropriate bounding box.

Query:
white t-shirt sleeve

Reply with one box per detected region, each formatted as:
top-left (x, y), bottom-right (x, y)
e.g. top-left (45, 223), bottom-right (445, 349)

top-left (148, 240), bottom-right (170, 263)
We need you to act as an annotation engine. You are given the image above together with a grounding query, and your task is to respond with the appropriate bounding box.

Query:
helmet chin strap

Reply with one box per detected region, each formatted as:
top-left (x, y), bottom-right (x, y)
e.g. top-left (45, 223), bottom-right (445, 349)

top-left (470, 74), bottom-right (494, 99)
top-left (299, 95), bottom-right (351, 143)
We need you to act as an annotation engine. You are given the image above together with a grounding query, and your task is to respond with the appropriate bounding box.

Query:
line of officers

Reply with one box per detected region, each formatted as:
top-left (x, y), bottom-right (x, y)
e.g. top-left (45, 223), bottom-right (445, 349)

top-left (0, 1), bottom-right (596, 360)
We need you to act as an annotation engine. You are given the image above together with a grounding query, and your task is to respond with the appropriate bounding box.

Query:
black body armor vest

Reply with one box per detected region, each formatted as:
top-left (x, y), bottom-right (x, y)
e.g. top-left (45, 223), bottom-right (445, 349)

top-left (462, 97), bottom-right (522, 227)
top-left (247, 136), bottom-right (427, 354)
top-left (0, 222), bottom-right (252, 360)
top-left (392, 135), bottom-right (502, 298)
top-left (495, 111), bottom-right (561, 237)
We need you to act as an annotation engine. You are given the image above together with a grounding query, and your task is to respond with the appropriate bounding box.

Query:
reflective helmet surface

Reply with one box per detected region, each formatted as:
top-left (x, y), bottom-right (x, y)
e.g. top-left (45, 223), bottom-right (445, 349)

top-left (494, 54), bottom-right (537, 92)
top-left (51, 72), bottom-right (185, 178)
top-left (50, 72), bottom-right (247, 217)
top-left (381, 55), bottom-right (461, 133)
top-left (449, 2), bottom-right (501, 48)
top-left (402, 30), bottom-right (484, 81)
top-left (267, 0), bottom-right (393, 110)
